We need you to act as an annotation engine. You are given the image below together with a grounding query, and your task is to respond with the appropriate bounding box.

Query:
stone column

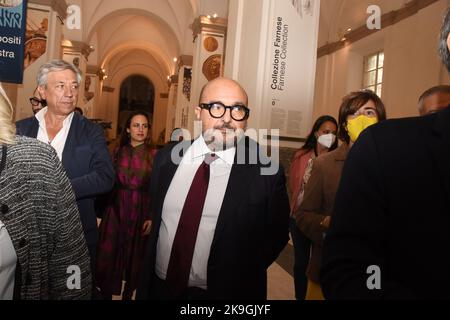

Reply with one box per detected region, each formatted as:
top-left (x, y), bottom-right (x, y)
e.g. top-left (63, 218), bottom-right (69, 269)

top-left (165, 74), bottom-right (179, 142)
top-left (188, 15), bottom-right (227, 136)
top-left (61, 39), bottom-right (94, 116)
top-left (13, 0), bottom-right (67, 121)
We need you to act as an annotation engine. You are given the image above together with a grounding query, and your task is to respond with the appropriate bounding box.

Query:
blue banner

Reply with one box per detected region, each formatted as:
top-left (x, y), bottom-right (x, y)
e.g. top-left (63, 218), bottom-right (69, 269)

top-left (0, 0), bottom-right (27, 84)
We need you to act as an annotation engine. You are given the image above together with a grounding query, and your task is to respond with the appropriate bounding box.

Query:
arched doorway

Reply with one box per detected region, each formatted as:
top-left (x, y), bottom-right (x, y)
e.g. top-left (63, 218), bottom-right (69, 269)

top-left (117, 75), bottom-right (155, 137)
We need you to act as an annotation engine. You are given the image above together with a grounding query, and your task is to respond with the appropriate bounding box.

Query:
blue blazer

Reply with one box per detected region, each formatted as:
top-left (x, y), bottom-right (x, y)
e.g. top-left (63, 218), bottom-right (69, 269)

top-left (16, 113), bottom-right (115, 250)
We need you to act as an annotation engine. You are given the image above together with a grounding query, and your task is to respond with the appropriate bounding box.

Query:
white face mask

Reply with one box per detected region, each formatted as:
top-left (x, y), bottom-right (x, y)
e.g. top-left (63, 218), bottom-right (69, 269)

top-left (317, 133), bottom-right (336, 149)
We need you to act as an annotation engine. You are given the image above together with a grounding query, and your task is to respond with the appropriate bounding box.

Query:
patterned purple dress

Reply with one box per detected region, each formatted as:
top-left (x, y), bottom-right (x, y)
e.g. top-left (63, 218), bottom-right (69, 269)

top-left (96, 143), bottom-right (153, 296)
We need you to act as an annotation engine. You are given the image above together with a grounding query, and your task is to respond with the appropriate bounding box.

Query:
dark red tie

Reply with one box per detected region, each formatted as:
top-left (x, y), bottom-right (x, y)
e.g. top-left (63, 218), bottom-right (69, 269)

top-left (165, 153), bottom-right (217, 297)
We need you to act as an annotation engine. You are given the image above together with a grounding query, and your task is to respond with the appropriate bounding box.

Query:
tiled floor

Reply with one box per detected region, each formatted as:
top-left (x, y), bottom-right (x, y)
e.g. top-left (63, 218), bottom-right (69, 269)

top-left (267, 261), bottom-right (295, 300)
top-left (267, 242), bottom-right (295, 300)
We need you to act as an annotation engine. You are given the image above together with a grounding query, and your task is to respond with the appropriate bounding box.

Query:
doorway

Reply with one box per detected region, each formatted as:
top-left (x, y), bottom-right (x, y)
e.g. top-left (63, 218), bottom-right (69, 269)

top-left (117, 75), bottom-right (155, 136)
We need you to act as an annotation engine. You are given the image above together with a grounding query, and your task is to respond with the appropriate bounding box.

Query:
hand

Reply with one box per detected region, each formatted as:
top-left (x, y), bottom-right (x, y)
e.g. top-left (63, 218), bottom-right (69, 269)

top-left (142, 220), bottom-right (152, 236)
top-left (320, 216), bottom-right (331, 229)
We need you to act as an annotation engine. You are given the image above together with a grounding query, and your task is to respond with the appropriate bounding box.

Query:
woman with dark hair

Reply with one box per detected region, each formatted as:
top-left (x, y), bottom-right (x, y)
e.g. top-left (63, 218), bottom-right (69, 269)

top-left (296, 89), bottom-right (386, 300)
top-left (289, 115), bottom-right (338, 300)
top-left (96, 111), bottom-right (154, 300)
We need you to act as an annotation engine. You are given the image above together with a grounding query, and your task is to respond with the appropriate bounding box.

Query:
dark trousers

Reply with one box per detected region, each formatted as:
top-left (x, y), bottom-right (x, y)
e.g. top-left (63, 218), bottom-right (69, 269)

top-left (149, 273), bottom-right (208, 300)
top-left (88, 243), bottom-right (104, 300)
top-left (290, 217), bottom-right (311, 300)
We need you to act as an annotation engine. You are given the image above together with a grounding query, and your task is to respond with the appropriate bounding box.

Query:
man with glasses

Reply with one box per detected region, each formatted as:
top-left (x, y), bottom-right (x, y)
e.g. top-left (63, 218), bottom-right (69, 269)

top-left (29, 87), bottom-right (46, 115)
top-left (137, 77), bottom-right (289, 300)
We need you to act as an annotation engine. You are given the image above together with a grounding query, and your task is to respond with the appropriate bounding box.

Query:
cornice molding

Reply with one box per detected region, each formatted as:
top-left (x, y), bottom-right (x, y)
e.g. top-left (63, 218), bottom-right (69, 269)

top-left (29, 0), bottom-right (68, 19)
top-left (318, 0), bottom-right (440, 58)
top-left (178, 55), bottom-right (193, 67)
top-left (86, 65), bottom-right (100, 75)
top-left (102, 86), bottom-right (115, 93)
top-left (192, 15), bottom-right (228, 39)
top-left (61, 39), bottom-right (94, 60)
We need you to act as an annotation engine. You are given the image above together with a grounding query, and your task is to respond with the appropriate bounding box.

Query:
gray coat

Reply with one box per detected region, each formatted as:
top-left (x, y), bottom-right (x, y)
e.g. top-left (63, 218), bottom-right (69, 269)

top-left (0, 136), bottom-right (91, 299)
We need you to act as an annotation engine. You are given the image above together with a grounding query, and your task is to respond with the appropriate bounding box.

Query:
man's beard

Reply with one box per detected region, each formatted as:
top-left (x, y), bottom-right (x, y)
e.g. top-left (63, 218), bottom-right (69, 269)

top-left (203, 124), bottom-right (245, 151)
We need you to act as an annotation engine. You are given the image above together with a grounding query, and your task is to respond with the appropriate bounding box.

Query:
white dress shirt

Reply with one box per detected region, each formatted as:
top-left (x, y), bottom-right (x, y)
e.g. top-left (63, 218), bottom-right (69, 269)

top-left (0, 220), bottom-right (17, 300)
top-left (156, 136), bottom-right (235, 289)
top-left (35, 107), bottom-right (74, 161)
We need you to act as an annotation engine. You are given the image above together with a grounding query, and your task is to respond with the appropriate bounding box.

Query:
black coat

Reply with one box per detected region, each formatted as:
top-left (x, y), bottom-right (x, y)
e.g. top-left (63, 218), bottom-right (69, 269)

top-left (137, 137), bottom-right (290, 300)
top-left (320, 106), bottom-right (450, 299)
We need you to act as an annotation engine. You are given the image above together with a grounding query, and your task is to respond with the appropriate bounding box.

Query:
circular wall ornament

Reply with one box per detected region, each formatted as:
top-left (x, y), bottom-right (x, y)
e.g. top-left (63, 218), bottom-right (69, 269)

top-left (202, 54), bottom-right (222, 81)
top-left (203, 36), bottom-right (219, 52)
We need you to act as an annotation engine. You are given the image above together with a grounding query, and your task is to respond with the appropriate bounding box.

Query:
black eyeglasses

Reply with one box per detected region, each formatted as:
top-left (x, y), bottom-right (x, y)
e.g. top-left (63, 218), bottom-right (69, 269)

top-left (200, 102), bottom-right (250, 121)
top-left (29, 97), bottom-right (44, 106)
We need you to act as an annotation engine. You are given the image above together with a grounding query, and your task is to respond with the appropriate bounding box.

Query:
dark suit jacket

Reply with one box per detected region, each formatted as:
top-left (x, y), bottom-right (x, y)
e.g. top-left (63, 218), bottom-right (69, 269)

top-left (16, 113), bottom-right (115, 250)
top-left (320, 106), bottom-right (450, 299)
top-left (137, 137), bottom-right (290, 300)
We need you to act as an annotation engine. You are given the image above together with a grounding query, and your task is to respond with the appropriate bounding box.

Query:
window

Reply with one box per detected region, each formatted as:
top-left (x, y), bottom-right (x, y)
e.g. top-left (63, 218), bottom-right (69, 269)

top-left (363, 51), bottom-right (384, 97)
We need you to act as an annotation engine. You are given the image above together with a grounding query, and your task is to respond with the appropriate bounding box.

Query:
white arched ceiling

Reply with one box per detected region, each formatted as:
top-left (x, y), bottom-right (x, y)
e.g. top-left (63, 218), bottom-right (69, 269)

top-left (82, 0), bottom-right (194, 53)
top-left (189, 0), bottom-right (200, 16)
top-left (86, 10), bottom-right (180, 68)
top-left (93, 13), bottom-right (179, 72)
top-left (81, 0), bottom-right (197, 88)
top-left (319, 0), bottom-right (415, 47)
top-left (106, 48), bottom-right (168, 87)
top-left (101, 41), bottom-right (172, 82)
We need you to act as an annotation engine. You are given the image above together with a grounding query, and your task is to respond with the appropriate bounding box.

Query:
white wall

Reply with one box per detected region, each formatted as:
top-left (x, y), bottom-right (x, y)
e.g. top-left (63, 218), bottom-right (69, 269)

top-left (314, 0), bottom-right (450, 122)
top-left (225, 0), bottom-right (321, 149)
top-left (15, 4), bottom-right (63, 121)
top-left (198, 0), bottom-right (229, 17)
top-left (224, 0), bottom-right (271, 133)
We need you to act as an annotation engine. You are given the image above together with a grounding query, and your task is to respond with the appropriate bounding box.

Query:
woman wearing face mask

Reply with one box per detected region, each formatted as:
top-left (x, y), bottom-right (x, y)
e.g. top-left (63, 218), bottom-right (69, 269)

top-left (289, 115), bottom-right (338, 300)
top-left (295, 90), bottom-right (386, 300)
top-left (96, 111), bottom-right (154, 300)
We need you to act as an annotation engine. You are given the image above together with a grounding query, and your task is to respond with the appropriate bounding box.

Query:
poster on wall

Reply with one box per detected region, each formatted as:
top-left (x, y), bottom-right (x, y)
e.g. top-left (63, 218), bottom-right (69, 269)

top-left (24, 4), bottom-right (49, 69)
top-left (264, 0), bottom-right (320, 139)
top-left (0, 0), bottom-right (27, 84)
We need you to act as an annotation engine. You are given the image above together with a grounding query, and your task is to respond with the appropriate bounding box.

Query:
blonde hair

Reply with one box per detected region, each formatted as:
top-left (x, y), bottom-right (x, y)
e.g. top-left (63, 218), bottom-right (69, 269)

top-left (0, 83), bottom-right (16, 145)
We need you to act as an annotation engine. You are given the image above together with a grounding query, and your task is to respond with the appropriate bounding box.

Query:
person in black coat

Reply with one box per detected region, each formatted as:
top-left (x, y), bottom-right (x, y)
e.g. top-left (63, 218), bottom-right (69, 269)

top-left (137, 77), bottom-right (289, 300)
top-left (320, 7), bottom-right (450, 299)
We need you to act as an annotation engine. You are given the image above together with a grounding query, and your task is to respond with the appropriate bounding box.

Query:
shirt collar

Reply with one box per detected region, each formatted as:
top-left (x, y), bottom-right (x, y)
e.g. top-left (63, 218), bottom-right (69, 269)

top-left (191, 135), bottom-right (236, 166)
top-left (35, 107), bottom-right (74, 126)
top-left (34, 106), bottom-right (47, 123)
